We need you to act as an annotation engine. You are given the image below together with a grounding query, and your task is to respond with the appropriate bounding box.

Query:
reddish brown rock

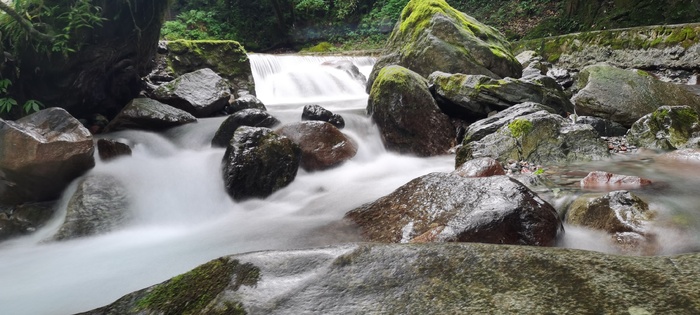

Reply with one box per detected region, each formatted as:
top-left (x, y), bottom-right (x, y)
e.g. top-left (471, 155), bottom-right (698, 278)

top-left (453, 157), bottom-right (505, 178)
top-left (276, 121), bottom-right (358, 171)
top-left (97, 139), bottom-right (132, 161)
top-left (580, 171), bottom-right (652, 190)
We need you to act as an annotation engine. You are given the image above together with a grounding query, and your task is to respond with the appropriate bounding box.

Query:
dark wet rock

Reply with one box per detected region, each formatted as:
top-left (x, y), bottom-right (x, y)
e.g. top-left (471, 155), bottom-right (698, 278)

top-left (367, 65), bottom-right (455, 156)
top-left (301, 104), bottom-right (345, 129)
top-left (571, 64), bottom-right (700, 127)
top-left (429, 72), bottom-right (574, 120)
top-left (580, 171), bottom-right (652, 190)
top-left (345, 173), bottom-right (562, 246)
top-left (165, 40), bottom-right (254, 95)
top-left (0, 108), bottom-right (95, 205)
top-left (626, 105), bottom-right (700, 150)
top-left (575, 116), bottom-right (628, 137)
top-left (97, 139), bottom-right (132, 162)
top-left (82, 242), bottom-right (700, 315)
top-left (0, 202), bottom-right (55, 241)
top-left (567, 191), bottom-right (656, 254)
top-left (211, 109), bottom-right (280, 148)
top-left (546, 67), bottom-right (574, 89)
top-left (53, 174), bottom-right (130, 241)
top-left (224, 94), bottom-right (266, 114)
top-left (452, 157), bottom-right (505, 178)
top-left (104, 98), bottom-right (196, 132)
top-left (366, 0), bottom-right (521, 92)
top-left (222, 127), bottom-right (301, 200)
top-left (152, 68), bottom-right (231, 117)
top-left (321, 59), bottom-right (367, 83)
top-left (457, 110), bottom-right (609, 167)
top-left (462, 102), bottom-right (557, 143)
top-left (276, 121), bottom-right (357, 171)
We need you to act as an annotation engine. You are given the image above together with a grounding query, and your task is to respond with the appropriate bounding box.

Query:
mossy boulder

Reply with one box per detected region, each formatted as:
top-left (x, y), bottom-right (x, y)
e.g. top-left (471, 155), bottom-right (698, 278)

top-left (457, 110), bottom-right (609, 167)
top-left (165, 40), bottom-right (254, 95)
top-left (429, 72), bottom-right (574, 120)
top-left (276, 121), bottom-right (358, 172)
top-left (367, 65), bottom-right (455, 156)
top-left (571, 64), bottom-right (700, 127)
top-left (346, 173), bottom-right (562, 246)
top-left (366, 0), bottom-right (521, 92)
top-left (461, 102), bottom-right (557, 144)
top-left (83, 243), bottom-right (700, 314)
top-left (221, 126), bottom-right (301, 201)
top-left (627, 105), bottom-right (700, 150)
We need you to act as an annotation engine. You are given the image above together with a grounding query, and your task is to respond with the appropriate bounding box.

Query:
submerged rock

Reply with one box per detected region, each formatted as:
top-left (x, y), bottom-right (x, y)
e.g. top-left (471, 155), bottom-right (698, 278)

top-left (626, 105), bottom-right (700, 150)
top-left (321, 59), bottom-right (367, 83)
top-left (104, 98), bottom-right (196, 132)
top-left (367, 0), bottom-right (521, 91)
top-left (276, 121), bottom-right (357, 171)
top-left (54, 174), bottom-right (130, 241)
top-left (221, 127), bottom-right (301, 200)
top-left (83, 243), bottom-right (700, 314)
top-left (0, 108), bottom-right (95, 205)
top-left (301, 104), bottom-right (345, 129)
top-left (152, 68), bottom-right (231, 117)
top-left (367, 65), bottom-right (455, 156)
top-left (580, 171), bottom-right (653, 190)
top-left (429, 72), bottom-right (574, 120)
top-left (457, 110), bottom-right (609, 167)
top-left (211, 109), bottom-right (280, 148)
top-left (571, 64), bottom-right (700, 127)
top-left (225, 94), bottom-right (266, 114)
top-left (345, 173), bottom-right (562, 246)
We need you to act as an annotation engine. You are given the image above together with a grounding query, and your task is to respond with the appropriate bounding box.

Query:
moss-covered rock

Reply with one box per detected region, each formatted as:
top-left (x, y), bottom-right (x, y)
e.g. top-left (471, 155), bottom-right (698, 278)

top-left (367, 65), bottom-right (455, 156)
top-left (627, 105), bottom-right (700, 150)
top-left (572, 64), bottom-right (700, 127)
top-left (366, 0), bottom-right (521, 93)
top-left (457, 110), bottom-right (609, 167)
top-left (165, 40), bottom-right (254, 95)
top-left (83, 243), bottom-right (700, 314)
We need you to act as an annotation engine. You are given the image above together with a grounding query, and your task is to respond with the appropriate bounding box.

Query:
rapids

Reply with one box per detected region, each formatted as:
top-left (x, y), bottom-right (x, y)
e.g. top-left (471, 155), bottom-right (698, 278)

top-left (0, 54), bottom-right (699, 315)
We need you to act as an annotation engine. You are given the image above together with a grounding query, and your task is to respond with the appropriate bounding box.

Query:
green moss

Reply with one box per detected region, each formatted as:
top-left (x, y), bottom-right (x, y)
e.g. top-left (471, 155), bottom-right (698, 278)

top-left (135, 258), bottom-right (260, 315)
top-left (508, 119), bottom-right (533, 138)
top-left (304, 42), bottom-right (334, 52)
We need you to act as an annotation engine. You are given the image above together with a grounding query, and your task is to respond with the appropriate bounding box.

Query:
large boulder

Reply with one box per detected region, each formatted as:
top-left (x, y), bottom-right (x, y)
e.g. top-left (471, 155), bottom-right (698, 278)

top-left (345, 173), bottom-right (562, 246)
top-left (627, 105), bottom-right (700, 150)
top-left (152, 68), bottom-right (231, 117)
top-left (165, 40), bottom-right (255, 95)
top-left (0, 108), bottom-right (95, 205)
top-left (211, 109), bottom-right (280, 148)
top-left (53, 174), bottom-right (130, 241)
top-left (104, 98), bottom-right (197, 132)
top-left (429, 72), bottom-right (574, 120)
top-left (457, 110), bottom-right (609, 167)
top-left (461, 102), bottom-right (557, 143)
top-left (367, 0), bottom-right (522, 91)
top-left (276, 121), bottom-right (357, 171)
top-left (221, 127), bottom-right (301, 201)
top-left (575, 116), bottom-right (628, 137)
top-left (84, 243), bottom-right (700, 314)
top-left (7, 1), bottom-right (170, 119)
top-left (367, 65), bottom-right (455, 156)
top-left (571, 64), bottom-right (700, 127)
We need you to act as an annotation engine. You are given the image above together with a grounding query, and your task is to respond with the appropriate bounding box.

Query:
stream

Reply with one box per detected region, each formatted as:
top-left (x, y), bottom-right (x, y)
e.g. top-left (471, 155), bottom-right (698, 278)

top-left (0, 54), bottom-right (699, 315)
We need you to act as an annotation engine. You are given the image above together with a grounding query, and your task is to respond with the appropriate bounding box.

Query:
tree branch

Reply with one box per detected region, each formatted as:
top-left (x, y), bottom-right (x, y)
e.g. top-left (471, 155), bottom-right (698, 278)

top-left (0, 1), bottom-right (54, 42)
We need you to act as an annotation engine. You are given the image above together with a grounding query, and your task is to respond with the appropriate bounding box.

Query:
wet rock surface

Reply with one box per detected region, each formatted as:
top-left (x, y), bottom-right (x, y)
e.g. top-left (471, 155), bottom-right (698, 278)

top-left (276, 121), bottom-right (357, 171)
top-left (576, 116), bottom-right (628, 137)
top-left (345, 173), bottom-right (562, 246)
top-left (0, 202), bottom-right (55, 241)
top-left (580, 171), bottom-right (653, 190)
top-left (222, 126), bottom-right (301, 200)
top-left (301, 104), bottom-right (345, 129)
top-left (0, 108), bottom-right (95, 205)
top-left (211, 109), bottom-right (280, 148)
top-left (53, 174), bottom-right (130, 241)
top-left (461, 102), bottom-right (557, 143)
top-left (429, 72), bottom-right (574, 120)
top-left (84, 243), bottom-right (700, 315)
top-left (152, 68), bottom-right (231, 117)
top-left (367, 65), bottom-right (455, 156)
top-left (96, 139), bottom-right (132, 162)
top-left (104, 98), bottom-right (196, 132)
top-left (224, 94), bottom-right (266, 114)
top-left (452, 157), bottom-right (505, 178)
top-left (627, 105), bottom-right (700, 150)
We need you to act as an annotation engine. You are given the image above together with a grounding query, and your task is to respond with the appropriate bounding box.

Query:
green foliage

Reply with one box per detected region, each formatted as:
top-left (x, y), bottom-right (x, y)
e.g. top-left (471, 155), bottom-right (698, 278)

top-left (0, 78), bottom-right (43, 115)
top-left (304, 41), bottom-right (334, 52)
top-left (509, 119), bottom-right (534, 138)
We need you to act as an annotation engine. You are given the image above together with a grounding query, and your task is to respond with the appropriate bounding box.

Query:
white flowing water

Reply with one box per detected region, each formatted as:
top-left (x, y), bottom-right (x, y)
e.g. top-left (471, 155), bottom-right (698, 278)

top-left (1, 55), bottom-right (700, 315)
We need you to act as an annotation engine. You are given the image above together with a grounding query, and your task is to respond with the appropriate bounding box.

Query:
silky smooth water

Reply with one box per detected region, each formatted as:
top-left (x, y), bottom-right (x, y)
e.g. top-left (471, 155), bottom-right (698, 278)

top-left (1, 55), bottom-right (699, 315)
